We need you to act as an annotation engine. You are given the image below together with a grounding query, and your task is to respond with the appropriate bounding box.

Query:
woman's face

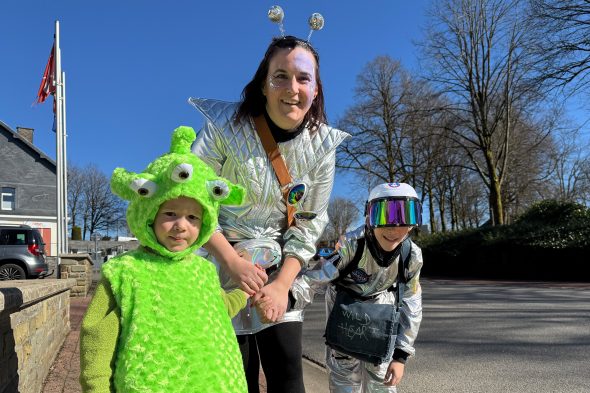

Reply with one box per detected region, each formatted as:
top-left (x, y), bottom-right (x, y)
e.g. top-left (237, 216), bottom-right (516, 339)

top-left (373, 226), bottom-right (411, 252)
top-left (263, 46), bottom-right (318, 130)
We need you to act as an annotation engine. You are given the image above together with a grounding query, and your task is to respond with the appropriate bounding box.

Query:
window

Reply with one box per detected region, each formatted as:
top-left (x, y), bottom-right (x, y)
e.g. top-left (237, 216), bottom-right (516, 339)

top-left (1, 187), bottom-right (16, 211)
top-left (1, 229), bottom-right (28, 245)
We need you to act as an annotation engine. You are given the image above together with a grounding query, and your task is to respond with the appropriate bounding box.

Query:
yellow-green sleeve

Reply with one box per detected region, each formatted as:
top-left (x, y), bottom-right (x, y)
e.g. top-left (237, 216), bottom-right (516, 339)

top-left (220, 288), bottom-right (248, 318)
top-left (79, 278), bottom-right (120, 393)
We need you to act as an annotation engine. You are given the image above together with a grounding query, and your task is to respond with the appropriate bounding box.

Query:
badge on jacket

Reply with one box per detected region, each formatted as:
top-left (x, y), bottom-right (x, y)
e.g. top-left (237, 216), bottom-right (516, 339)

top-left (350, 268), bottom-right (371, 284)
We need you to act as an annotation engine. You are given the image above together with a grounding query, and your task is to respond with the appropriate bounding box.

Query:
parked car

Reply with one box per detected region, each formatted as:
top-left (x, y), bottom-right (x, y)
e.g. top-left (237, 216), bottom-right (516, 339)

top-left (315, 247), bottom-right (335, 259)
top-left (0, 224), bottom-right (49, 280)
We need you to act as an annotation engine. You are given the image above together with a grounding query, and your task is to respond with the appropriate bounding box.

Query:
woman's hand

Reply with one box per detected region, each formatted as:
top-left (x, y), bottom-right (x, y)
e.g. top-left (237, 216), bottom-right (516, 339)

top-left (383, 360), bottom-right (405, 386)
top-left (251, 256), bottom-right (302, 322)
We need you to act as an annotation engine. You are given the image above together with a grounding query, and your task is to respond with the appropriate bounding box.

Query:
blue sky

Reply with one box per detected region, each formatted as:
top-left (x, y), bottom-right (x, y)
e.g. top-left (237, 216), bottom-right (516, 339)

top-left (1, 1), bottom-right (431, 207)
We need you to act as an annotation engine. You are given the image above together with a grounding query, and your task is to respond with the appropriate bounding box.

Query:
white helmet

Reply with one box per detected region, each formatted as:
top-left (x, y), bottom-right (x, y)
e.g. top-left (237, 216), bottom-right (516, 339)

top-left (368, 182), bottom-right (419, 202)
top-left (366, 182), bottom-right (422, 227)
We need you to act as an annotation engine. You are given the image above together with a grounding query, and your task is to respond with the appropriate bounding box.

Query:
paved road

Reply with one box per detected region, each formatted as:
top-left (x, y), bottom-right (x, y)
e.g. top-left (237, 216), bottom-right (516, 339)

top-left (301, 279), bottom-right (590, 393)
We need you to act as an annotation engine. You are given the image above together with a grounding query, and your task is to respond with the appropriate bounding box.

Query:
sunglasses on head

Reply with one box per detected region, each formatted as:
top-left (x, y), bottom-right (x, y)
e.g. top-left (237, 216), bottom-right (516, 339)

top-left (286, 182), bottom-right (317, 221)
top-left (366, 198), bottom-right (422, 227)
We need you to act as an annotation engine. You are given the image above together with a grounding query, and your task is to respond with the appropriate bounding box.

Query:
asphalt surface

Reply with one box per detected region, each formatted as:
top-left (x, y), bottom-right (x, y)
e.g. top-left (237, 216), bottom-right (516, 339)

top-left (301, 278), bottom-right (590, 393)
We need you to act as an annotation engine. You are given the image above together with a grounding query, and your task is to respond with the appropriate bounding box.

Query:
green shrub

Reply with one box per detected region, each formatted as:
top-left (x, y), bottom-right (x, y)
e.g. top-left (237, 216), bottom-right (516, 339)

top-left (515, 199), bottom-right (590, 225)
top-left (71, 225), bottom-right (82, 240)
top-left (417, 199), bottom-right (590, 280)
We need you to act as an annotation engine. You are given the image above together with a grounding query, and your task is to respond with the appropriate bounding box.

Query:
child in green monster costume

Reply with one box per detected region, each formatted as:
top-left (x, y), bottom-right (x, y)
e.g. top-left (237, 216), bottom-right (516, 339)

top-left (80, 126), bottom-right (249, 393)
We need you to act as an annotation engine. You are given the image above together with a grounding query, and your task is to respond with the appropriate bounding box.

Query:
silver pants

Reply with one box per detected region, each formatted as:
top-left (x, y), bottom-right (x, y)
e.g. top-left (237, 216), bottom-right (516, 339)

top-left (326, 347), bottom-right (398, 393)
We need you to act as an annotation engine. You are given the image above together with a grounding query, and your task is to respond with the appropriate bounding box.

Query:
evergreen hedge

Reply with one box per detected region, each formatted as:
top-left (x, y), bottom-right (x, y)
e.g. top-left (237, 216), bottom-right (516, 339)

top-left (415, 200), bottom-right (590, 281)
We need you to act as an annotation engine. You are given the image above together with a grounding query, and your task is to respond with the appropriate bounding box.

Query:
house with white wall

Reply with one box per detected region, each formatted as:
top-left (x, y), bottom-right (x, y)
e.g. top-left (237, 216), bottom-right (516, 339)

top-left (0, 120), bottom-right (57, 255)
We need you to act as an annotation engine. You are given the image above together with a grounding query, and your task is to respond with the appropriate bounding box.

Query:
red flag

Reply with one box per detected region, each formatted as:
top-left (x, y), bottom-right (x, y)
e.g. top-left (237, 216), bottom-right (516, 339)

top-left (36, 44), bottom-right (56, 104)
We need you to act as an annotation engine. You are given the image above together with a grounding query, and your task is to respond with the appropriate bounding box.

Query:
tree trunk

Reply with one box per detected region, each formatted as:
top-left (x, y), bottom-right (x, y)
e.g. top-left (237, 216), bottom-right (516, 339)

top-left (428, 188), bottom-right (437, 233)
top-left (449, 188), bottom-right (457, 231)
top-left (439, 198), bottom-right (447, 232)
top-left (485, 149), bottom-right (504, 225)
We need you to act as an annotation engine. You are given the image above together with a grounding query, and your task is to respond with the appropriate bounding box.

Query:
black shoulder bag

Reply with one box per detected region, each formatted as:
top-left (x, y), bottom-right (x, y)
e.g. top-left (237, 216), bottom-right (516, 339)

top-left (324, 237), bottom-right (411, 365)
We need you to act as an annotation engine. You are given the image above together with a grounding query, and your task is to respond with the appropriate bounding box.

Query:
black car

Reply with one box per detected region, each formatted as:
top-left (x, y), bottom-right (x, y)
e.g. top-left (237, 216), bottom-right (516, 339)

top-left (0, 225), bottom-right (49, 280)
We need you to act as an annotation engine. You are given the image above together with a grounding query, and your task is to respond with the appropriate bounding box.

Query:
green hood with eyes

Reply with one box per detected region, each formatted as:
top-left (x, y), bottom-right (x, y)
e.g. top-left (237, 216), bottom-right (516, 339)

top-left (110, 126), bottom-right (245, 260)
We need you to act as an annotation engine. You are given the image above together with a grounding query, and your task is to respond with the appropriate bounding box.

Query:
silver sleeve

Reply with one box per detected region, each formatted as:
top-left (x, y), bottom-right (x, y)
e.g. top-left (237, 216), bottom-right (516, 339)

top-left (395, 244), bottom-right (423, 357)
top-left (282, 150), bottom-right (336, 267)
top-left (290, 253), bottom-right (341, 311)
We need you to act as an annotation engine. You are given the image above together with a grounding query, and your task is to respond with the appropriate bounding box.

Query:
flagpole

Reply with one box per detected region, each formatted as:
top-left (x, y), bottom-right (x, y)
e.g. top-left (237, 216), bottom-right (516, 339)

top-left (61, 70), bottom-right (69, 254)
top-left (54, 20), bottom-right (65, 274)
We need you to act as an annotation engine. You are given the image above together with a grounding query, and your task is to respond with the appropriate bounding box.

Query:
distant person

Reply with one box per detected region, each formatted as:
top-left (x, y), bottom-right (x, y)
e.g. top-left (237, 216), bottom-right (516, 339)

top-left (291, 182), bottom-right (424, 392)
top-left (189, 32), bottom-right (349, 392)
top-left (79, 127), bottom-right (250, 393)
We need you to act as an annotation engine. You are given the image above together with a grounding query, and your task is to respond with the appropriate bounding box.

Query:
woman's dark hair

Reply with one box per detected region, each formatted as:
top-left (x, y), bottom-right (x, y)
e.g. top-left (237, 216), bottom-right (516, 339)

top-left (234, 35), bottom-right (327, 131)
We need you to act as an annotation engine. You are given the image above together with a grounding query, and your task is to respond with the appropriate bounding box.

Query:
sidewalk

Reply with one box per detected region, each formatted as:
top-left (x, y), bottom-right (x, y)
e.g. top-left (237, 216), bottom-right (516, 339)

top-left (41, 287), bottom-right (328, 393)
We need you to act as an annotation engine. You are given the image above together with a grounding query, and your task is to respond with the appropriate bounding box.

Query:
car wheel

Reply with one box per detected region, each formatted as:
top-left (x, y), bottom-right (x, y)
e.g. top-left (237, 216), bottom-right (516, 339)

top-left (0, 264), bottom-right (27, 280)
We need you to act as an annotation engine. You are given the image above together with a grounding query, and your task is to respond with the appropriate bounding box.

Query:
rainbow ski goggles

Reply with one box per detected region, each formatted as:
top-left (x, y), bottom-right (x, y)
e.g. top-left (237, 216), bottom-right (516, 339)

top-left (367, 197), bottom-right (422, 227)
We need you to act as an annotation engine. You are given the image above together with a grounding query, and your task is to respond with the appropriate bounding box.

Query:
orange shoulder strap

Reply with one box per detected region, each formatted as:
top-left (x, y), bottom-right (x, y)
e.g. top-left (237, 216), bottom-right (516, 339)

top-left (253, 115), bottom-right (296, 227)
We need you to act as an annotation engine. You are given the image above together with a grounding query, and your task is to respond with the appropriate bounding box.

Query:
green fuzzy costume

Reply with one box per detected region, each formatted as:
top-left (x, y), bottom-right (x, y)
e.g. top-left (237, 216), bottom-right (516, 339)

top-left (80, 126), bottom-right (248, 393)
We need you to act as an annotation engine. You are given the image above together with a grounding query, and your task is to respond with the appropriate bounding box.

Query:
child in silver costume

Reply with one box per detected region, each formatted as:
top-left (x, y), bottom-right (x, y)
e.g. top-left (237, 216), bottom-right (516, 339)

top-left (291, 183), bottom-right (424, 393)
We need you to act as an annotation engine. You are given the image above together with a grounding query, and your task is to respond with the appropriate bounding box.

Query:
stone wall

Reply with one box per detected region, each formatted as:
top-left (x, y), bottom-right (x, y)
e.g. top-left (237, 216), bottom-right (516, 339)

top-left (0, 279), bottom-right (76, 393)
top-left (59, 254), bottom-right (93, 297)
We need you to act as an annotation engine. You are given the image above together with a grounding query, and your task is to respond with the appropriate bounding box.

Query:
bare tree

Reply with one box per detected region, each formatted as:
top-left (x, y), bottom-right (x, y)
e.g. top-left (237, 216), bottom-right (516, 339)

top-left (324, 198), bottom-right (361, 243)
top-left (67, 164), bottom-right (85, 237)
top-left (454, 173), bottom-right (488, 228)
top-left (529, 0), bottom-right (590, 93)
top-left (78, 164), bottom-right (124, 239)
top-left (336, 56), bottom-right (433, 184)
top-left (496, 110), bottom-right (556, 221)
top-left (335, 54), bottom-right (474, 232)
top-left (420, 0), bottom-right (543, 225)
top-left (542, 126), bottom-right (590, 204)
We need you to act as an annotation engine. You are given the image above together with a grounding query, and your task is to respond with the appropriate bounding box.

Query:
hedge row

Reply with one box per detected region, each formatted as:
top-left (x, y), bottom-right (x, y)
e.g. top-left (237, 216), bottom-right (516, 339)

top-left (415, 200), bottom-right (590, 281)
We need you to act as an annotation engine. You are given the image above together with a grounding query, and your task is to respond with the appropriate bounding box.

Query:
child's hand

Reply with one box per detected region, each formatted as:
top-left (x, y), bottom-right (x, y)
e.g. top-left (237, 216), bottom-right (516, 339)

top-left (227, 255), bottom-right (268, 296)
top-left (243, 265), bottom-right (266, 299)
top-left (253, 294), bottom-right (274, 323)
top-left (252, 280), bottom-right (290, 322)
top-left (383, 360), bottom-right (405, 386)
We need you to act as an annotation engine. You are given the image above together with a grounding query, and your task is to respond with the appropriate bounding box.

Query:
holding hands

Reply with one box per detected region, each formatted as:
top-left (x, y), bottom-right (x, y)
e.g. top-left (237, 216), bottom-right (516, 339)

top-left (210, 234), bottom-right (301, 324)
top-left (250, 256), bottom-right (302, 323)
top-left (252, 279), bottom-right (290, 323)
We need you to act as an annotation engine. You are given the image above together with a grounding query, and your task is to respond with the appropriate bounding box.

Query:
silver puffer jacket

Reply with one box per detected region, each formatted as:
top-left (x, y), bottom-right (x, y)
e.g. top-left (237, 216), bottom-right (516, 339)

top-left (291, 226), bottom-right (423, 392)
top-left (189, 97), bottom-right (350, 334)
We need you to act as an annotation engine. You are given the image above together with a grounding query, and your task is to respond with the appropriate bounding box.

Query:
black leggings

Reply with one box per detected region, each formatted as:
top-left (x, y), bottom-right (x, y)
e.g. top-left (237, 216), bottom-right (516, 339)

top-left (237, 321), bottom-right (305, 393)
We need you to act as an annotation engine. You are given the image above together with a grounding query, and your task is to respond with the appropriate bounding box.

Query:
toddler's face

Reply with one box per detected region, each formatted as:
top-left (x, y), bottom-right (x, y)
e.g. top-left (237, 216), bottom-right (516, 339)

top-left (153, 197), bottom-right (202, 252)
top-left (373, 226), bottom-right (412, 252)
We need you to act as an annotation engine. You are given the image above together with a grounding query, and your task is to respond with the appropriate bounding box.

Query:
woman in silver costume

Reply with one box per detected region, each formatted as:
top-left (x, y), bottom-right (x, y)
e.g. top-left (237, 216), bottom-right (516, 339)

top-left (190, 35), bottom-right (349, 393)
top-left (291, 183), bottom-right (424, 393)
